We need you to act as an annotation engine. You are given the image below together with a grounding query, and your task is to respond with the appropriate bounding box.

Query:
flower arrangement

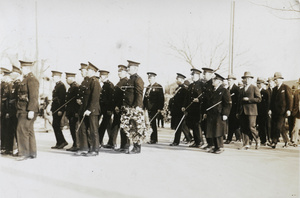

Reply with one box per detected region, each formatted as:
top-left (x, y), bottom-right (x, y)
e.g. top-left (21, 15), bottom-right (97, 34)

top-left (120, 107), bottom-right (152, 144)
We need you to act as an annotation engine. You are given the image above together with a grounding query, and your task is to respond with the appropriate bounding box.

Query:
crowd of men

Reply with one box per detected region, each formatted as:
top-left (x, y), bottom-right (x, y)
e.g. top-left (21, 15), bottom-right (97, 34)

top-left (1, 60), bottom-right (300, 160)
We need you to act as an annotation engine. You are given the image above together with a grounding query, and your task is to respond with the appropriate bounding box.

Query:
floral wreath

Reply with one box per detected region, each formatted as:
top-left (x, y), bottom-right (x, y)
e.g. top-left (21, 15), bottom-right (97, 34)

top-left (120, 107), bottom-right (152, 144)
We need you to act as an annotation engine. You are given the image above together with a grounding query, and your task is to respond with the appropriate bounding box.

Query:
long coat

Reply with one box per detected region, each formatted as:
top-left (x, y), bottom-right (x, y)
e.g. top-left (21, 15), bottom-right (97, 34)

top-left (228, 83), bottom-right (240, 131)
top-left (292, 89), bottom-right (300, 119)
top-left (65, 81), bottom-right (80, 117)
top-left (51, 81), bottom-right (66, 113)
top-left (206, 85), bottom-right (232, 138)
top-left (169, 84), bottom-right (187, 129)
top-left (270, 83), bottom-right (293, 116)
top-left (100, 80), bottom-right (114, 113)
top-left (123, 73), bottom-right (144, 108)
top-left (86, 76), bottom-right (101, 116)
top-left (113, 77), bottom-right (128, 109)
top-left (77, 77), bottom-right (91, 116)
top-left (143, 82), bottom-right (164, 112)
top-left (257, 88), bottom-right (270, 118)
top-left (238, 84), bottom-right (261, 116)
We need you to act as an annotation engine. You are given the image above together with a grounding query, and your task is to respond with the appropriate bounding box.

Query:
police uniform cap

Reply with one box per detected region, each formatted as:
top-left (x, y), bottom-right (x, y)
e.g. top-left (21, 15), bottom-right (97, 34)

top-left (12, 65), bottom-right (22, 74)
top-left (79, 63), bottom-right (88, 70)
top-left (51, 70), bottom-right (62, 77)
top-left (65, 72), bottom-right (76, 78)
top-left (227, 74), bottom-right (236, 80)
top-left (127, 60), bottom-right (140, 67)
top-left (191, 68), bottom-right (202, 75)
top-left (99, 70), bottom-right (110, 75)
top-left (87, 62), bottom-right (99, 72)
top-left (214, 73), bottom-right (225, 81)
top-left (0, 67), bottom-right (10, 73)
top-left (202, 67), bottom-right (214, 73)
top-left (176, 73), bottom-right (186, 79)
top-left (19, 60), bottom-right (34, 67)
top-left (3, 70), bottom-right (12, 75)
top-left (267, 77), bottom-right (274, 82)
top-left (273, 72), bottom-right (284, 80)
top-left (241, 71), bottom-right (254, 79)
top-left (118, 65), bottom-right (127, 72)
top-left (147, 72), bottom-right (157, 77)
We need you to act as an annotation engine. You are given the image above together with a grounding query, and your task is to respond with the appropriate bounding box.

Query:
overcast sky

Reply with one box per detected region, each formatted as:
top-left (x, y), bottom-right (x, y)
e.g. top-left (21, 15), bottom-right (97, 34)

top-left (1, 0), bottom-right (299, 85)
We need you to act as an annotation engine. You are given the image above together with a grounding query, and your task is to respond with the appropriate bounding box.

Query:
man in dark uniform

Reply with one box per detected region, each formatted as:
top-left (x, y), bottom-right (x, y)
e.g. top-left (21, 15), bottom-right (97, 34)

top-left (75, 63), bottom-right (92, 156)
top-left (266, 77), bottom-right (275, 143)
top-left (225, 74), bottom-right (241, 144)
top-left (50, 70), bottom-right (68, 149)
top-left (143, 72), bottom-right (164, 144)
top-left (268, 72), bottom-right (292, 148)
top-left (5, 66), bottom-right (22, 155)
top-left (1, 69), bottom-right (12, 154)
top-left (122, 60), bottom-right (144, 154)
top-left (110, 65), bottom-right (129, 152)
top-left (237, 71), bottom-right (261, 150)
top-left (201, 67), bottom-right (215, 150)
top-left (15, 60), bottom-right (39, 161)
top-left (169, 73), bottom-right (193, 146)
top-left (256, 77), bottom-right (270, 146)
top-left (205, 73), bottom-right (231, 154)
top-left (65, 72), bottom-right (80, 151)
top-left (182, 68), bottom-right (204, 147)
top-left (98, 70), bottom-right (114, 148)
top-left (82, 62), bottom-right (101, 156)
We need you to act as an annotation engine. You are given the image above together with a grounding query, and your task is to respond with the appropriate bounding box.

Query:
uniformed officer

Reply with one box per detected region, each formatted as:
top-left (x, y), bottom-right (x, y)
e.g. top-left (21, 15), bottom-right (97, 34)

top-left (6, 66), bottom-right (22, 155)
top-left (65, 72), bottom-right (80, 151)
top-left (81, 62), bottom-right (101, 156)
top-left (122, 60), bottom-right (144, 154)
top-left (182, 68), bottom-right (204, 147)
top-left (205, 73), bottom-right (231, 154)
top-left (98, 70), bottom-right (114, 148)
top-left (169, 73), bottom-right (193, 146)
top-left (50, 70), bottom-right (68, 149)
top-left (1, 69), bottom-right (12, 154)
top-left (143, 72), bottom-right (164, 144)
top-left (75, 63), bottom-right (92, 156)
top-left (110, 65), bottom-right (129, 152)
top-left (15, 60), bottom-right (39, 161)
top-left (201, 67), bottom-right (215, 150)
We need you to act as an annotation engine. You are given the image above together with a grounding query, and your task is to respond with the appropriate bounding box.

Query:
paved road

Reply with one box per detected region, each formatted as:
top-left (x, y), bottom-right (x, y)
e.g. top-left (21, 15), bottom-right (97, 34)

top-left (0, 117), bottom-right (299, 198)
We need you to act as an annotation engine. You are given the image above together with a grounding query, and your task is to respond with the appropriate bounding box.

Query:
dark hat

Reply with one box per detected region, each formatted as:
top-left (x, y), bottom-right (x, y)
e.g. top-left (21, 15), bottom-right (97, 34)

top-left (202, 67), bottom-right (214, 73)
top-left (0, 67), bottom-right (10, 73)
top-left (99, 70), bottom-right (110, 75)
top-left (3, 70), bottom-right (12, 75)
top-left (191, 68), bottom-right (202, 75)
top-left (19, 60), bottom-right (34, 67)
top-left (51, 70), bottom-right (62, 77)
top-left (118, 65), bottom-right (127, 72)
top-left (12, 65), bottom-right (22, 74)
top-left (147, 72), bottom-right (157, 77)
top-left (79, 63), bottom-right (88, 70)
top-left (273, 72), bottom-right (284, 80)
top-left (256, 77), bottom-right (265, 84)
top-left (87, 62), bottom-right (99, 72)
top-left (176, 73), bottom-right (186, 79)
top-left (127, 60), bottom-right (140, 67)
top-left (65, 72), bottom-right (76, 78)
top-left (214, 73), bottom-right (225, 80)
top-left (227, 74), bottom-right (236, 80)
top-left (241, 71), bottom-right (254, 79)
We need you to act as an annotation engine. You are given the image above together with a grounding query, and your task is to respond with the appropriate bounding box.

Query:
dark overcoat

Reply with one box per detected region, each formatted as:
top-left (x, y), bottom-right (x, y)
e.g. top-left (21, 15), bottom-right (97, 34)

top-left (270, 83), bottom-right (293, 116)
top-left (123, 73), bottom-right (144, 108)
top-left (51, 81), bottom-right (66, 113)
top-left (65, 81), bottom-right (80, 117)
top-left (143, 82), bottom-right (164, 112)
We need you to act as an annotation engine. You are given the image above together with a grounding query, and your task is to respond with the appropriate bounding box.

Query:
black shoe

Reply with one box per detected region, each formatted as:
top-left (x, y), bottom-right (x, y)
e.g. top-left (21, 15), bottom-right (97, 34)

top-left (103, 144), bottom-right (115, 149)
top-left (189, 143), bottom-right (200, 148)
top-left (66, 147), bottom-right (79, 152)
top-left (169, 143), bottom-right (179, 146)
top-left (85, 151), bottom-right (99, 157)
top-left (214, 148), bottom-right (224, 154)
top-left (147, 140), bottom-right (157, 144)
top-left (51, 144), bottom-right (59, 149)
top-left (57, 142), bottom-right (68, 149)
top-left (2, 150), bottom-right (13, 155)
top-left (224, 140), bottom-right (231, 144)
top-left (29, 155), bottom-right (37, 159)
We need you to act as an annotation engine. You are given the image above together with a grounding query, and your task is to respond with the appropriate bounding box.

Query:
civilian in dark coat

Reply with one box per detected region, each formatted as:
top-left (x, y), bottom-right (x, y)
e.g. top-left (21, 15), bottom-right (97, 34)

top-left (122, 60), bottom-right (144, 154)
top-left (15, 61), bottom-right (39, 161)
top-left (225, 74), bottom-right (241, 144)
top-left (169, 73), bottom-right (193, 146)
top-left (256, 78), bottom-right (270, 145)
top-left (50, 71), bottom-right (67, 149)
top-left (65, 72), bottom-right (80, 151)
top-left (206, 73), bottom-right (231, 154)
top-left (237, 72), bottom-right (261, 150)
top-left (143, 72), bottom-right (164, 144)
top-left (98, 70), bottom-right (114, 147)
top-left (291, 79), bottom-right (300, 146)
top-left (269, 72), bottom-right (293, 148)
